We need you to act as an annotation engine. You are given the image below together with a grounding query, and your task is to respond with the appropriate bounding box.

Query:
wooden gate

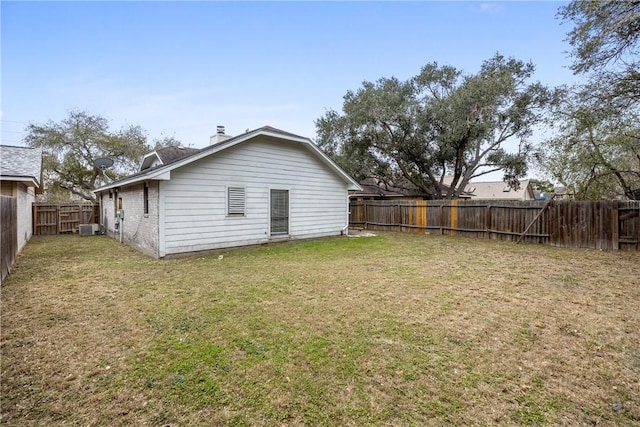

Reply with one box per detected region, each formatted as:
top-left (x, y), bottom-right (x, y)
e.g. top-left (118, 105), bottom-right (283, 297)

top-left (33, 203), bottom-right (100, 235)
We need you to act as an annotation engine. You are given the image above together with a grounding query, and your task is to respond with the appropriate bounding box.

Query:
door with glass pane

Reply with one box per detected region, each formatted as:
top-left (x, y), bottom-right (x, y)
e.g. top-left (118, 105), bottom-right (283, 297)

top-left (270, 189), bottom-right (289, 235)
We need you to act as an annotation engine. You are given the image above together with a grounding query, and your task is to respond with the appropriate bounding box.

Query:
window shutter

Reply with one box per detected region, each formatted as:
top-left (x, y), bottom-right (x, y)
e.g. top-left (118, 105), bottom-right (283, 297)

top-left (228, 187), bottom-right (245, 215)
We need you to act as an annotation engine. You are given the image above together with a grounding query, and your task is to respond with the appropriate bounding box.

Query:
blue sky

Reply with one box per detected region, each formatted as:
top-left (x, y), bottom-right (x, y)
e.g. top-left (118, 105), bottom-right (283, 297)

top-left (2, 1), bottom-right (577, 172)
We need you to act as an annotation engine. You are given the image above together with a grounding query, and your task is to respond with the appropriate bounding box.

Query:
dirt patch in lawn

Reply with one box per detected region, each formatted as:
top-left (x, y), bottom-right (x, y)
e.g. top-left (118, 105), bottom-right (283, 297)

top-left (1, 233), bottom-right (639, 426)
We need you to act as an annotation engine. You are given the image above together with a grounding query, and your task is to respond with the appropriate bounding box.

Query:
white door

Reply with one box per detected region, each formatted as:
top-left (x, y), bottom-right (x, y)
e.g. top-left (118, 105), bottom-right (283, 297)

top-left (270, 189), bottom-right (289, 235)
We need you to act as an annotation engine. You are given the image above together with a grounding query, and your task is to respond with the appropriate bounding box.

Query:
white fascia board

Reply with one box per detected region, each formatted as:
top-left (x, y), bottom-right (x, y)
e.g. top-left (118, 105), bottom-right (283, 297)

top-left (93, 169), bottom-right (171, 194)
top-left (0, 175), bottom-right (40, 188)
top-left (152, 170), bottom-right (171, 181)
top-left (260, 129), bottom-right (310, 144)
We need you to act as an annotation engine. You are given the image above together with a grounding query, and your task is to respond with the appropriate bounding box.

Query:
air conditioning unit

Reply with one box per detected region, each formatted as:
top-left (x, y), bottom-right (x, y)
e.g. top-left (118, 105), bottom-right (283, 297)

top-left (79, 224), bottom-right (100, 236)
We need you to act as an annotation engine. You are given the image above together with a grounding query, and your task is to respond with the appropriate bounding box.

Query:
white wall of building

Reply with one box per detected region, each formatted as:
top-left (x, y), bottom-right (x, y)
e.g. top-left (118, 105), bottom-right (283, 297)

top-left (15, 183), bottom-right (35, 253)
top-left (160, 137), bottom-right (349, 256)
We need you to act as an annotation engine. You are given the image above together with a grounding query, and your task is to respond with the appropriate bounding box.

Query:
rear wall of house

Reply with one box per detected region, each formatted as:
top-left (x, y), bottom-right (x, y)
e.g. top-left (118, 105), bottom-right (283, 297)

top-left (160, 137), bottom-right (350, 256)
top-left (100, 181), bottom-right (160, 258)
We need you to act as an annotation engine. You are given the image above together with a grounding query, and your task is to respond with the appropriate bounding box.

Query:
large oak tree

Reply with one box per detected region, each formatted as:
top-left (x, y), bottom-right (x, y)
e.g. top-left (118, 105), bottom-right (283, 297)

top-left (560, 0), bottom-right (639, 108)
top-left (541, 0), bottom-right (640, 200)
top-left (24, 110), bottom-right (160, 202)
top-left (316, 54), bottom-right (554, 199)
top-left (542, 86), bottom-right (640, 200)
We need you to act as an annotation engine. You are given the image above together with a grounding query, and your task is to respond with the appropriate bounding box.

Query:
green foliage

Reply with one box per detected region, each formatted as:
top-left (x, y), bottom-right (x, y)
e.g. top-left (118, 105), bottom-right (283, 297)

top-left (529, 179), bottom-right (555, 193)
top-left (543, 1), bottom-right (640, 200)
top-left (541, 84), bottom-right (640, 200)
top-left (152, 135), bottom-right (183, 149)
top-left (316, 54), bottom-right (555, 199)
top-left (560, 0), bottom-right (640, 111)
top-left (24, 110), bottom-right (170, 201)
top-left (560, 0), bottom-right (639, 75)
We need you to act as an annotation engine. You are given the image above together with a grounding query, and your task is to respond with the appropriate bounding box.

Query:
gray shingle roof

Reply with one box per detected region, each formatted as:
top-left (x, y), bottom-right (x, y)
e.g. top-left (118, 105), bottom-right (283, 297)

top-left (0, 145), bottom-right (43, 186)
top-left (155, 146), bottom-right (201, 165)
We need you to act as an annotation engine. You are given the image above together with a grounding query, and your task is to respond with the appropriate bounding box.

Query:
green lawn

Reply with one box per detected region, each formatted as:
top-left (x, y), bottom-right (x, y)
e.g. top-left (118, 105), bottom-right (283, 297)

top-left (1, 233), bottom-right (639, 426)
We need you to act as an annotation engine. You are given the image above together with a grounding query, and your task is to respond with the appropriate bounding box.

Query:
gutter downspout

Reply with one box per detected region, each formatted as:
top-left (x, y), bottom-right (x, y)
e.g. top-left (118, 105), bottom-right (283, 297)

top-left (343, 191), bottom-right (350, 236)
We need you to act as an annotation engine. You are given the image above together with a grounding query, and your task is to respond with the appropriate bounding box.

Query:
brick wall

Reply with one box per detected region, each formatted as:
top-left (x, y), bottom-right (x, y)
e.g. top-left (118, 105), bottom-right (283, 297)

top-left (100, 181), bottom-right (159, 258)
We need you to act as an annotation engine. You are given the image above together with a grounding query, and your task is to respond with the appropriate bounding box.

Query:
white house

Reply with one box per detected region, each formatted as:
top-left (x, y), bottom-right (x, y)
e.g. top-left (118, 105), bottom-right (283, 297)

top-left (93, 126), bottom-right (361, 258)
top-left (0, 145), bottom-right (43, 252)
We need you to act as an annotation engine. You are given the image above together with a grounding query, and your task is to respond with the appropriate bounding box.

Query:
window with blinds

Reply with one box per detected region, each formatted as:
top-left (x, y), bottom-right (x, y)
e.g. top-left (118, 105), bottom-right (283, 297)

top-left (270, 189), bottom-right (289, 235)
top-left (227, 187), bottom-right (245, 215)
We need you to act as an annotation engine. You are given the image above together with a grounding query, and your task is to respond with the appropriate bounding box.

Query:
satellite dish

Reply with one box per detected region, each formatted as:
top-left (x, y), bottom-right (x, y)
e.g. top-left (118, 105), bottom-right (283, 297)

top-left (94, 157), bottom-right (114, 170)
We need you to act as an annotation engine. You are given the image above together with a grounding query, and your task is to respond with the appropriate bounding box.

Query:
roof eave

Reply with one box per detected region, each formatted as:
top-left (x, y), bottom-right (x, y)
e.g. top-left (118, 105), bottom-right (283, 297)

top-left (0, 175), bottom-right (40, 188)
top-left (94, 170), bottom-right (171, 193)
top-left (95, 127), bottom-right (362, 193)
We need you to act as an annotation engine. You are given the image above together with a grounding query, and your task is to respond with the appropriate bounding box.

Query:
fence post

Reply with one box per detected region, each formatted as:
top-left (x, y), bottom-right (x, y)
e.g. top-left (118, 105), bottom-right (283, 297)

top-left (364, 201), bottom-right (368, 230)
top-left (32, 204), bottom-right (37, 236)
top-left (407, 200), bottom-right (418, 233)
top-left (450, 200), bottom-right (458, 236)
top-left (612, 202), bottom-right (620, 250)
top-left (485, 205), bottom-right (492, 239)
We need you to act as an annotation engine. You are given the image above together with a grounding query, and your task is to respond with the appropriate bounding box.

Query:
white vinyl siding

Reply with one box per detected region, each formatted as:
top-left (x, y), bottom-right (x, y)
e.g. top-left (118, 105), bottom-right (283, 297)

top-left (160, 137), bottom-right (349, 255)
top-left (16, 182), bottom-right (36, 253)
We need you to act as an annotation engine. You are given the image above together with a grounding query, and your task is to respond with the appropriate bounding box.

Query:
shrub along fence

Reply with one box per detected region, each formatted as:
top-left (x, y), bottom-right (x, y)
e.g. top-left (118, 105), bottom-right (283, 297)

top-left (32, 203), bottom-right (100, 235)
top-left (1, 196), bottom-right (17, 282)
top-left (349, 199), bottom-right (640, 251)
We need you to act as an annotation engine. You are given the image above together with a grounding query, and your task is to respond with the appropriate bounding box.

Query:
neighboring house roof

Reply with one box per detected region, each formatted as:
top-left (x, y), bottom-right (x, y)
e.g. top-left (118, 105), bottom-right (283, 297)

top-left (465, 179), bottom-right (533, 200)
top-left (354, 177), bottom-right (418, 198)
top-left (95, 126), bottom-right (361, 192)
top-left (352, 177), bottom-right (473, 199)
top-left (440, 175), bottom-right (534, 200)
top-left (139, 145), bottom-right (200, 171)
top-left (0, 145), bottom-right (43, 188)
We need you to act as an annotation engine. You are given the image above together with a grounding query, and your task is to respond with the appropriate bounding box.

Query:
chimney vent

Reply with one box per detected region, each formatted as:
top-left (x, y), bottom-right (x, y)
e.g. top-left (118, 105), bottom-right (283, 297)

top-left (210, 125), bottom-right (232, 145)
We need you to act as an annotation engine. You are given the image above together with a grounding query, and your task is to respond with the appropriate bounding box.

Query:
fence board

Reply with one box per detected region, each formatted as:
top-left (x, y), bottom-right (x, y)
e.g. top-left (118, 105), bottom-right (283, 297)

top-left (619, 201), bottom-right (640, 250)
top-left (1, 196), bottom-right (17, 282)
top-left (33, 203), bottom-right (100, 235)
top-left (349, 199), bottom-right (639, 251)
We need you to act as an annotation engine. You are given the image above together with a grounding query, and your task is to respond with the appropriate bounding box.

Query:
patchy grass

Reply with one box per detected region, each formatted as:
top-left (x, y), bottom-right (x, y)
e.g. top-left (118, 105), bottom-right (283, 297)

top-left (1, 232), bottom-right (639, 426)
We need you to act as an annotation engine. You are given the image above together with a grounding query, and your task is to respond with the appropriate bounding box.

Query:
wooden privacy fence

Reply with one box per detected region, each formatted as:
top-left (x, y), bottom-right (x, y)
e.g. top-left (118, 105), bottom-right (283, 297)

top-left (349, 199), bottom-right (640, 251)
top-left (1, 196), bottom-right (17, 283)
top-left (33, 203), bottom-right (100, 235)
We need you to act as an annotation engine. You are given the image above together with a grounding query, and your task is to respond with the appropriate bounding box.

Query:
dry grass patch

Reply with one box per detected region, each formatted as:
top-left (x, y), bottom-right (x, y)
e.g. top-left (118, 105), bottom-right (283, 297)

top-left (1, 233), bottom-right (639, 426)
